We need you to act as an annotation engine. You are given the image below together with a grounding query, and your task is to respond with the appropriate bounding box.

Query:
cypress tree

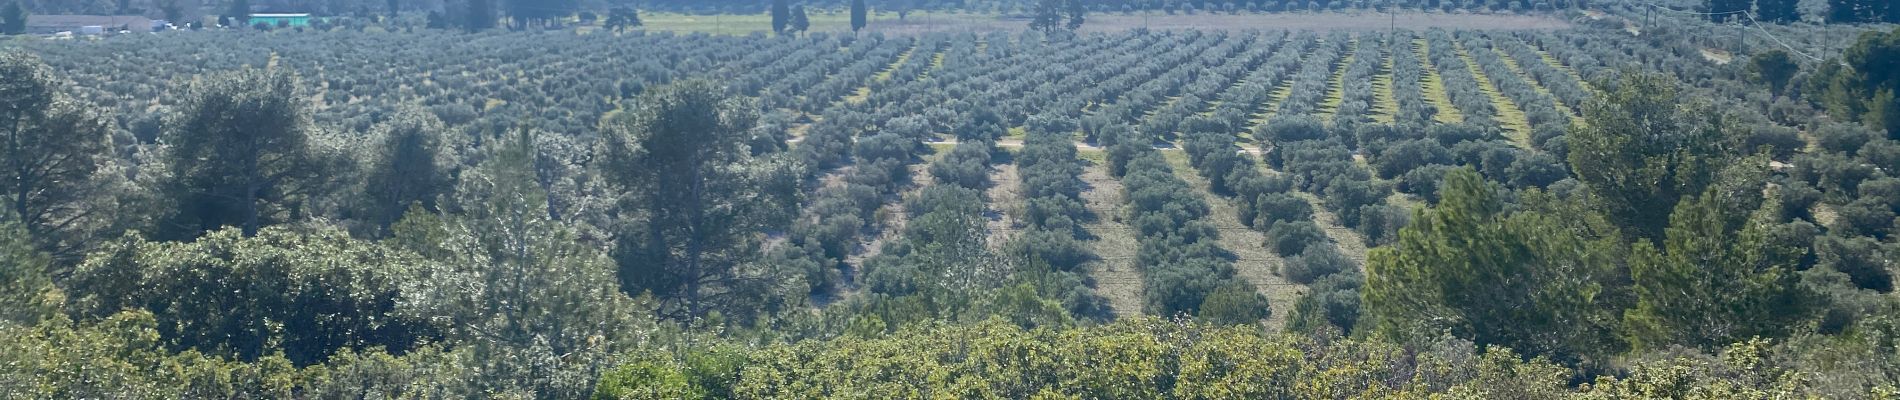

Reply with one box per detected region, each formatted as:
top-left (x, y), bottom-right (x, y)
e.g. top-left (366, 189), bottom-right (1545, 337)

top-left (851, 0), bottom-right (867, 32)
top-left (771, 0), bottom-right (789, 33)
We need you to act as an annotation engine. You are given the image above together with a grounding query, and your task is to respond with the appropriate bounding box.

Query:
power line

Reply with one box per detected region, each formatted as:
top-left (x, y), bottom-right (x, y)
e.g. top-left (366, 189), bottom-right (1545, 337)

top-left (1739, 11), bottom-right (1830, 63)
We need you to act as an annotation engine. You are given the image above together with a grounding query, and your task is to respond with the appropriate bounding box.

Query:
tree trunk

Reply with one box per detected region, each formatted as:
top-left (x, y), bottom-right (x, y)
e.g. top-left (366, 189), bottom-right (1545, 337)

top-left (683, 153), bottom-right (706, 320)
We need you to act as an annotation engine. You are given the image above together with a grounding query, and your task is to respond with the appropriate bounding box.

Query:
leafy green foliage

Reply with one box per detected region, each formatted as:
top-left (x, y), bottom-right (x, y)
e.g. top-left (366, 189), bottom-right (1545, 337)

top-left (66, 227), bottom-right (438, 365)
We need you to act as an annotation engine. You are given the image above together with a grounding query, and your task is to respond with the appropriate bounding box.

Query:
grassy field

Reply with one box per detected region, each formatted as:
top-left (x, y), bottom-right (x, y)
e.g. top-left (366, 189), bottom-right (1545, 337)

top-left (1415, 38), bottom-right (1465, 125)
top-left (1077, 151), bottom-right (1148, 318)
top-left (1371, 43), bottom-right (1399, 123)
top-left (1454, 40), bottom-right (1532, 147)
top-left (1316, 38), bottom-right (1358, 121)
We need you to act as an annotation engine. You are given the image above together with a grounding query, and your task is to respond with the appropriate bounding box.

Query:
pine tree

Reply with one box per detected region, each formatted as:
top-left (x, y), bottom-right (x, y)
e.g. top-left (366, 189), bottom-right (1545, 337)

top-left (361, 107), bottom-right (458, 235)
top-left (1827, 0), bottom-right (1863, 23)
top-left (1065, 0), bottom-right (1086, 30)
top-left (1566, 73), bottom-right (1737, 241)
top-left (1624, 178), bottom-right (1811, 351)
top-left (160, 66), bottom-right (329, 239)
top-left (598, 79), bottom-right (780, 321)
top-left (1030, 0), bottom-right (1064, 32)
top-left (1757, 0), bottom-right (1800, 23)
top-left (0, 218), bottom-right (57, 326)
top-left (1364, 168), bottom-right (1624, 367)
top-left (0, 53), bottom-right (112, 260)
top-left (400, 129), bottom-right (645, 396)
top-left (606, 6), bottom-right (641, 32)
top-left (1746, 50), bottom-right (1799, 98)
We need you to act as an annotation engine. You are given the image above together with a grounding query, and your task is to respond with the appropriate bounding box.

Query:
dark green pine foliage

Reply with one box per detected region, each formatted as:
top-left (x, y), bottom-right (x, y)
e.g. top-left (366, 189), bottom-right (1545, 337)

top-left (159, 67), bottom-right (332, 240)
top-left (1624, 179), bottom-right (1812, 351)
top-left (1566, 73), bottom-right (1737, 242)
top-left (465, 0), bottom-right (495, 31)
top-left (1808, 28), bottom-right (1900, 137)
top-left (229, 0), bottom-right (250, 25)
top-left (360, 107), bottom-right (458, 235)
top-left (599, 79), bottom-right (778, 322)
top-left (0, 53), bottom-right (112, 259)
top-left (606, 6), bottom-right (642, 32)
top-left (1756, 0), bottom-right (1800, 23)
top-left (1747, 50), bottom-right (1800, 98)
top-left (1365, 168), bottom-right (1626, 367)
top-left (790, 5), bottom-right (809, 33)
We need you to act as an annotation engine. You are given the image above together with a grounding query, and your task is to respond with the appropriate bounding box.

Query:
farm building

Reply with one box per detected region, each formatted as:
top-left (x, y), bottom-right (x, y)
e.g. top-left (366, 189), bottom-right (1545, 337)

top-left (25, 15), bottom-right (154, 34)
top-left (248, 13), bottom-right (314, 27)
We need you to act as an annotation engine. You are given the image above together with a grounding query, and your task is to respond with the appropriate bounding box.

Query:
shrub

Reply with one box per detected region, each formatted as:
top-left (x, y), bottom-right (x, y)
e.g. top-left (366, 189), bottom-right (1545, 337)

top-left (1197, 282), bottom-right (1272, 326)
top-left (1265, 220), bottom-right (1329, 256)
top-left (1283, 245), bottom-right (1353, 284)
top-left (1251, 193), bottom-right (1313, 229)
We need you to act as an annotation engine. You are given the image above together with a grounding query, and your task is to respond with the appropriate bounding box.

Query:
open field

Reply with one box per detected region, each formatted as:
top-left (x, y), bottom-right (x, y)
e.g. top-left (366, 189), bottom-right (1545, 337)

top-left (633, 11), bottom-right (1571, 35)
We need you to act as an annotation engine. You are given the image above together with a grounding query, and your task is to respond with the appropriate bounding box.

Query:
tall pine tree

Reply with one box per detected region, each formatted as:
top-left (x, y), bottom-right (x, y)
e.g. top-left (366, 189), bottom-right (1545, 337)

top-left (1757, 0), bottom-right (1801, 22)
top-left (599, 79), bottom-right (782, 322)
top-left (0, 53), bottom-right (113, 259)
top-left (160, 66), bottom-right (332, 240)
top-left (1624, 173), bottom-right (1811, 351)
top-left (1365, 168), bottom-right (1625, 367)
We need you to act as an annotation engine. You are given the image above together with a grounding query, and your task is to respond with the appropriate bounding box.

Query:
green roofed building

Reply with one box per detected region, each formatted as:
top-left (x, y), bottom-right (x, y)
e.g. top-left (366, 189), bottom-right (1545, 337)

top-left (249, 13), bottom-right (313, 27)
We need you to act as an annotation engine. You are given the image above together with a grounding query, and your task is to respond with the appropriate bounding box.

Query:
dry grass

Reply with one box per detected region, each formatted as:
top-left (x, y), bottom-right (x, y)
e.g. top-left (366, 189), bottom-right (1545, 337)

top-left (841, 148), bottom-right (945, 295)
top-left (1316, 37), bottom-right (1357, 121)
top-left (1455, 40), bottom-right (1532, 147)
top-left (1416, 38), bottom-right (1464, 125)
top-left (985, 154), bottom-right (1025, 251)
top-left (1371, 43), bottom-right (1399, 124)
top-left (1294, 191), bottom-right (1371, 267)
top-left (1494, 42), bottom-right (1582, 120)
top-left (1078, 151), bottom-right (1148, 318)
top-left (1700, 47), bottom-right (1733, 65)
